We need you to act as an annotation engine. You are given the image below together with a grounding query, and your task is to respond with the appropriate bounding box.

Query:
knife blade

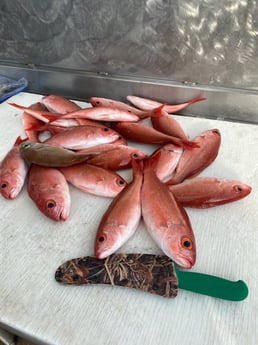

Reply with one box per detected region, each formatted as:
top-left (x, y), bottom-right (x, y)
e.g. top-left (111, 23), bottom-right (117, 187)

top-left (55, 253), bottom-right (248, 301)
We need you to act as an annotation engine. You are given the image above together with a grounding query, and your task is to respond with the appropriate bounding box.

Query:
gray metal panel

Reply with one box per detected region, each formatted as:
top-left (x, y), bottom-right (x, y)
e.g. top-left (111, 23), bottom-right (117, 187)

top-left (1, 64), bottom-right (258, 124)
top-left (1, 0), bottom-right (258, 90)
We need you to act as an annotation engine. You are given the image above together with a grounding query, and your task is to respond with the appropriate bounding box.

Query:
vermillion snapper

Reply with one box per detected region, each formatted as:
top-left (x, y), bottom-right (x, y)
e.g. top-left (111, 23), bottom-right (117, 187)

top-left (60, 163), bottom-right (127, 198)
top-left (28, 165), bottom-right (70, 221)
top-left (141, 153), bottom-right (196, 269)
top-left (126, 95), bottom-right (206, 113)
top-left (168, 177), bottom-right (252, 208)
top-left (94, 159), bottom-right (143, 259)
top-left (0, 136), bottom-right (28, 200)
top-left (167, 129), bottom-right (221, 185)
top-left (44, 125), bottom-right (120, 150)
top-left (41, 95), bottom-right (81, 113)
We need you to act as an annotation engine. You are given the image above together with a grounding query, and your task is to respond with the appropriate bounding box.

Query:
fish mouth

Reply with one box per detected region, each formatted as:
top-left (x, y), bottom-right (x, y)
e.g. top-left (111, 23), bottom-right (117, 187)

top-left (1, 187), bottom-right (18, 200)
top-left (54, 207), bottom-right (70, 221)
top-left (95, 248), bottom-right (110, 260)
top-left (175, 255), bottom-right (195, 269)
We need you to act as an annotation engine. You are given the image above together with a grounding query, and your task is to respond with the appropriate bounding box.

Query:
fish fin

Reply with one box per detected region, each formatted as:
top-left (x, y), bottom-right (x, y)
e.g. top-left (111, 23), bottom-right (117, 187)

top-left (150, 104), bottom-right (167, 118)
top-left (187, 96), bottom-right (207, 106)
top-left (143, 151), bottom-right (162, 170)
top-left (41, 113), bottom-right (60, 122)
top-left (25, 123), bottom-right (48, 132)
top-left (14, 136), bottom-right (29, 145)
top-left (8, 102), bottom-right (27, 110)
top-left (131, 157), bottom-right (144, 175)
top-left (180, 140), bottom-right (200, 149)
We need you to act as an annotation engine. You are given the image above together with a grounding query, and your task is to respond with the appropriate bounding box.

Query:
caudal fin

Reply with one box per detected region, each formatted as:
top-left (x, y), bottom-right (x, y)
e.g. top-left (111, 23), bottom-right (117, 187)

top-left (8, 102), bottom-right (27, 110)
top-left (14, 136), bottom-right (29, 145)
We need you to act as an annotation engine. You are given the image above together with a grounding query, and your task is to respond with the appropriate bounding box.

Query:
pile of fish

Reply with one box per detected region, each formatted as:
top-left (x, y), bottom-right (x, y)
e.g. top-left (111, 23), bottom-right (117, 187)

top-left (0, 94), bottom-right (252, 269)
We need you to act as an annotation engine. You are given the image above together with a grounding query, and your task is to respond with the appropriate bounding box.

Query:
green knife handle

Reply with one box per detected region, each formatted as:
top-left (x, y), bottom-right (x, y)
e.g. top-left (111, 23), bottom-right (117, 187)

top-left (176, 269), bottom-right (248, 301)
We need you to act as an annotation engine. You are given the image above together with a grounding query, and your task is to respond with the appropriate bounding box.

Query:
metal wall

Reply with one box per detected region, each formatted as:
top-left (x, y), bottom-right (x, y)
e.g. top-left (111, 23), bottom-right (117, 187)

top-left (1, 0), bottom-right (258, 90)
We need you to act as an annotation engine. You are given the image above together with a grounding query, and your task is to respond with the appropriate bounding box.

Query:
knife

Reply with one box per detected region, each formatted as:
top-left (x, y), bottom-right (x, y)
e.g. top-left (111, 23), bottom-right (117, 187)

top-left (55, 253), bottom-right (248, 301)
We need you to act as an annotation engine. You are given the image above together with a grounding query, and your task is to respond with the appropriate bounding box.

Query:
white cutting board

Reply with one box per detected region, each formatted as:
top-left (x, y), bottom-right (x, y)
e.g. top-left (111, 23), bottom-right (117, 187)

top-left (0, 92), bottom-right (257, 345)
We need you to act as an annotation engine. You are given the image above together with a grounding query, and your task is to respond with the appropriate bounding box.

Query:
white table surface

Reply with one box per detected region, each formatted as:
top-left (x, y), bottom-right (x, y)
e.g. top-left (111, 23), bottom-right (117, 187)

top-left (0, 92), bottom-right (257, 345)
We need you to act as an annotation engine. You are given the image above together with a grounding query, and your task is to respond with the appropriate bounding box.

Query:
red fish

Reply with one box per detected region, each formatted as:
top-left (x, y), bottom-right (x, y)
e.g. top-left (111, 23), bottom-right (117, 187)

top-left (60, 163), bottom-right (127, 198)
top-left (44, 125), bottom-right (120, 150)
top-left (41, 95), bottom-right (81, 113)
top-left (89, 96), bottom-right (166, 120)
top-left (151, 109), bottom-right (189, 140)
top-left (167, 129), bottom-right (221, 185)
top-left (112, 122), bottom-right (199, 149)
top-left (27, 165), bottom-right (71, 221)
top-left (168, 177), bottom-right (252, 208)
top-left (0, 136), bottom-right (28, 200)
top-left (22, 102), bottom-right (47, 142)
top-left (141, 153), bottom-right (196, 268)
top-left (149, 144), bottom-right (183, 182)
top-left (25, 117), bottom-right (109, 141)
top-left (50, 106), bottom-right (140, 122)
top-left (94, 159), bottom-right (143, 259)
top-left (89, 96), bottom-right (147, 117)
top-left (126, 95), bottom-right (206, 113)
top-left (8, 102), bottom-right (61, 123)
top-left (85, 145), bottom-right (148, 170)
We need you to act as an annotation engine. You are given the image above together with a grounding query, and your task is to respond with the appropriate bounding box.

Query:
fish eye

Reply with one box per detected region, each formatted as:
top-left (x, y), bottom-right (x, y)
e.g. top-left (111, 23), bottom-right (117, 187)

top-left (96, 101), bottom-right (100, 105)
top-left (47, 200), bottom-right (56, 209)
top-left (132, 153), bottom-right (139, 158)
top-left (212, 129), bottom-right (220, 135)
top-left (181, 237), bottom-right (193, 250)
top-left (98, 236), bottom-right (105, 242)
top-left (1, 183), bottom-right (7, 189)
top-left (103, 127), bottom-right (109, 132)
top-left (233, 185), bottom-right (243, 193)
top-left (116, 178), bottom-right (125, 186)
top-left (21, 142), bottom-right (31, 149)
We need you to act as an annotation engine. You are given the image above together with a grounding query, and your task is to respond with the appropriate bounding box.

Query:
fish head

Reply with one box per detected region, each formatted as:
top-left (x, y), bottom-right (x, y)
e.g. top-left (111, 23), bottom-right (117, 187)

top-left (37, 196), bottom-right (70, 221)
top-left (95, 225), bottom-right (122, 259)
top-left (100, 127), bottom-right (120, 142)
top-left (19, 141), bottom-right (34, 152)
top-left (0, 164), bottom-right (27, 200)
top-left (165, 230), bottom-right (196, 269)
top-left (109, 176), bottom-right (128, 196)
top-left (130, 149), bottom-right (148, 161)
top-left (1, 174), bottom-right (22, 199)
top-left (19, 141), bottom-right (39, 159)
top-left (113, 136), bottom-right (127, 145)
top-left (229, 182), bottom-right (252, 200)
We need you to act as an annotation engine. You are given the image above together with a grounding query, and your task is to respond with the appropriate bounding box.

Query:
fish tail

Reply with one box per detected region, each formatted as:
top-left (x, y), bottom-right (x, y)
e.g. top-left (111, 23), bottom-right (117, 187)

top-left (14, 136), bottom-right (29, 145)
top-left (41, 113), bottom-right (60, 122)
top-left (143, 151), bottom-right (162, 170)
top-left (131, 157), bottom-right (144, 176)
top-left (188, 96), bottom-right (207, 106)
top-left (8, 102), bottom-right (27, 110)
top-left (180, 140), bottom-right (200, 149)
top-left (25, 123), bottom-right (49, 132)
top-left (150, 103), bottom-right (167, 118)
